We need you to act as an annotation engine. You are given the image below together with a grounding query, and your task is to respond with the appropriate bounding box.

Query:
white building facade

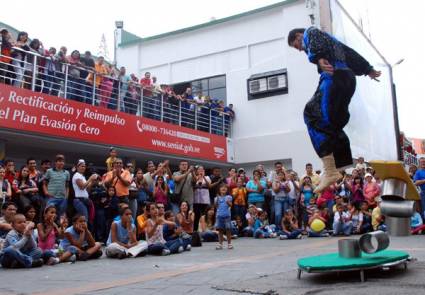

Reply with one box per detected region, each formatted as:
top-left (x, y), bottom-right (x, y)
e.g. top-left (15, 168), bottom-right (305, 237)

top-left (116, 0), bottom-right (398, 174)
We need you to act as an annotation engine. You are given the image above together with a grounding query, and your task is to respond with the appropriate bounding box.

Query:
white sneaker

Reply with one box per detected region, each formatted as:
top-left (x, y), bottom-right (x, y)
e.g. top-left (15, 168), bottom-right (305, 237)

top-left (47, 257), bottom-right (60, 265)
top-left (69, 254), bottom-right (77, 263)
top-left (177, 246), bottom-right (184, 253)
top-left (297, 234), bottom-right (303, 239)
top-left (279, 235), bottom-right (288, 240)
top-left (185, 244), bottom-right (191, 251)
top-left (161, 249), bottom-right (171, 256)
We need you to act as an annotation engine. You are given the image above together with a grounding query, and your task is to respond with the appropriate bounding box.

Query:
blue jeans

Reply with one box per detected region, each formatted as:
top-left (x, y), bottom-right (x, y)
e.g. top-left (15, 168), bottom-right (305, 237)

top-left (274, 197), bottom-right (290, 226)
top-left (333, 221), bottom-right (353, 236)
top-left (165, 239), bottom-right (182, 254)
top-left (201, 230), bottom-right (218, 242)
top-left (47, 198), bottom-right (68, 219)
top-left (254, 228), bottom-right (271, 238)
top-left (128, 198), bottom-right (138, 220)
top-left (73, 198), bottom-right (89, 221)
top-left (279, 229), bottom-right (303, 239)
top-left (0, 247), bottom-right (43, 268)
top-left (181, 237), bottom-right (192, 250)
top-left (148, 242), bottom-right (167, 255)
top-left (308, 230), bottom-right (328, 237)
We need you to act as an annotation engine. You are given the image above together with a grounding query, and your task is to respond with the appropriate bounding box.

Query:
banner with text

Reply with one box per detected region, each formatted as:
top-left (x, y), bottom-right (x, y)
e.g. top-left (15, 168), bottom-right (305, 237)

top-left (0, 84), bottom-right (227, 162)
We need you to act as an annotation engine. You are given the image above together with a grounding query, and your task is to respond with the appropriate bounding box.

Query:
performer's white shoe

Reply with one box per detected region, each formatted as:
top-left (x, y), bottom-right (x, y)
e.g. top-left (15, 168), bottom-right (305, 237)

top-left (314, 154), bottom-right (342, 193)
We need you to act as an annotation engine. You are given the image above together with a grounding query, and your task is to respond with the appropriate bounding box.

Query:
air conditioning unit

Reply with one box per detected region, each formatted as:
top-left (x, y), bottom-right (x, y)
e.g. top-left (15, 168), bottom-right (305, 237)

top-left (248, 78), bottom-right (267, 94)
top-left (247, 69), bottom-right (288, 100)
top-left (267, 74), bottom-right (287, 90)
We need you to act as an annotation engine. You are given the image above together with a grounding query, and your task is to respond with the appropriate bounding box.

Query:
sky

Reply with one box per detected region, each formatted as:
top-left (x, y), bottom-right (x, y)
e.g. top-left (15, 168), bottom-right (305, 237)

top-left (1, 0), bottom-right (424, 138)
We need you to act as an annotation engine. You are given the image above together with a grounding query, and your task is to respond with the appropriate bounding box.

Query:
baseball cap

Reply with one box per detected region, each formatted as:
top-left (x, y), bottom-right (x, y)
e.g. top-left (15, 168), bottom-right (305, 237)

top-left (365, 173), bottom-right (373, 178)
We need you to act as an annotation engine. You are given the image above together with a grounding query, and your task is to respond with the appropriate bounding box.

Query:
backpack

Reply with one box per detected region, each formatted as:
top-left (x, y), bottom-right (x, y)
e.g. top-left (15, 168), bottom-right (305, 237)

top-left (191, 232), bottom-right (202, 247)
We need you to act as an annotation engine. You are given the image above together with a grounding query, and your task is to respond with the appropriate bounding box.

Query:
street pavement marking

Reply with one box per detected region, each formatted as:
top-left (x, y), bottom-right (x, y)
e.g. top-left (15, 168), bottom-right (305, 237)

top-left (32, 239), bottom-right (336, 295)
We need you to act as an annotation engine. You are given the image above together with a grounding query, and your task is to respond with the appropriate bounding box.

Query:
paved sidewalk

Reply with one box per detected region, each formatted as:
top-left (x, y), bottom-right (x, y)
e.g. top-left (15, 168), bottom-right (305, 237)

top-left (0, 235), bottom-right (423, 295)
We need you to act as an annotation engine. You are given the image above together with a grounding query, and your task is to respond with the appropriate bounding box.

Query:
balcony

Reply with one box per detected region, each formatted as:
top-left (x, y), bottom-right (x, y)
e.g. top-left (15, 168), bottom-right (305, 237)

top-left (0, 46), bottom-right (232, 137)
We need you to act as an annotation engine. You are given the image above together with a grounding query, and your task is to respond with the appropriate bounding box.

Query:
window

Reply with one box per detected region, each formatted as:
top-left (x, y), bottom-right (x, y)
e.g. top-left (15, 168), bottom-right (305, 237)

top-left (191, 75), bottom-right (226, 102)
top-left (209, 76), bottom-right (226, 89)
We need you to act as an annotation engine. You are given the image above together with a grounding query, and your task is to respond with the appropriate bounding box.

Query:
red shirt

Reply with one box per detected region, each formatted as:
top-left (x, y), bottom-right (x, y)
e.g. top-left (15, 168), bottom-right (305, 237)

top-left (140, 78), bottom-right (152, 97)
top-left (4, 171), bottom-right (16, 185)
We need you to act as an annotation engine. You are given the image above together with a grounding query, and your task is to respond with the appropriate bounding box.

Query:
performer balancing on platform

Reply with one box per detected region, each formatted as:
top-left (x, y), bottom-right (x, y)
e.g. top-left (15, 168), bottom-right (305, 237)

top-left (288, 27), bottom-right (381, 193)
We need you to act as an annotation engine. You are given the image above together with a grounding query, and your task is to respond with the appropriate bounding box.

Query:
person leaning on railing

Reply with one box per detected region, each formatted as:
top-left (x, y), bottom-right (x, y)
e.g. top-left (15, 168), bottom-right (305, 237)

top-left (124, 81), bottom-right (140, 115)
top-left (22, 39), bottom-right (45, 91)
top-left (86, 56), bottom-right (109, 106)
top-left (80, 51), bottom-right (96, 104)
top-left (11, 31), bottom-right (29, 88)
top-left (42, 47), bottom-right (58, 95)
top-left (66, 50), bottom-right (84, 102)
top-left (118, 66), bottom-right (131, 112)
top-left (0, 29), bottom-right (14, 85)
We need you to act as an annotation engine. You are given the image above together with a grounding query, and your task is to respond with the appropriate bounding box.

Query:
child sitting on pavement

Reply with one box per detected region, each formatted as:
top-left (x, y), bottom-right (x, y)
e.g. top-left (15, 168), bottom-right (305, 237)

top-left (279, 209), bottom-right (303, 240)
top-left (1, 214), bottom-right (51, 268)
top-left (60, 214), bottom-right (103, 261)
top-left (253, 209), bottom-right (277, 239)
top-left (333, 203), bottom-right (353, 236)
top-left (243, 204), bottom-right (257, 237)
top-left (37, 205), bottom-right (76, 264)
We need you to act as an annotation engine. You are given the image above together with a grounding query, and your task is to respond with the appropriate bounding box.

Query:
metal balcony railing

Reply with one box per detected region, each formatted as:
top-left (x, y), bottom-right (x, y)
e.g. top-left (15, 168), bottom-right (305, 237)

top-left (0, 45), bottom-right (233, 136)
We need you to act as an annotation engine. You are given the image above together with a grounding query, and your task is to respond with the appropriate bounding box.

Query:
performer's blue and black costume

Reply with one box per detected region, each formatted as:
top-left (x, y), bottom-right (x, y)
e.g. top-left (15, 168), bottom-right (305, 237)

top-left (302, 27), bottom-right (374, 168)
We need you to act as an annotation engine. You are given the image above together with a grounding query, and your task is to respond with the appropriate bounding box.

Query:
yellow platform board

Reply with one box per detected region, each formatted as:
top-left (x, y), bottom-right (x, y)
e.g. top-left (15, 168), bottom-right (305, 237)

top-left (369, 160), bottom-right (420, 201)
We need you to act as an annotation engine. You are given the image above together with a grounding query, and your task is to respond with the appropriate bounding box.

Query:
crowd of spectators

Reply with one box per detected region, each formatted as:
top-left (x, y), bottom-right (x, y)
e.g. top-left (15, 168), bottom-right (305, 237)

top-left (1, 150), bottom-right (424, 269)
top-left (0, 29), bottom-right (235, 134)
